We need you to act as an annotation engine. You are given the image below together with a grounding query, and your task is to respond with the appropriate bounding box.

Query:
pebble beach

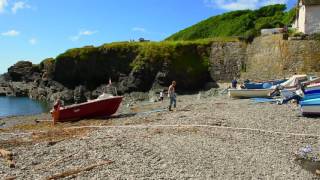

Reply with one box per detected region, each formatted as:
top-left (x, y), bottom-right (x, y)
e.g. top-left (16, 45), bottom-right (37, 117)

top-left (1, 93), bottom-right (320, 179)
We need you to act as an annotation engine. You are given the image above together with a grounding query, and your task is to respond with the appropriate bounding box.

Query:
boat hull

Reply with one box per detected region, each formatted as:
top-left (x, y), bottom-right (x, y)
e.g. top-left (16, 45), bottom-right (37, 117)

top-left (303, 93), bottom-right (320, 100)
top-left (244, 79), bottom-right (286, 89)
top-left (51, 96), bottom-right (123, 123)
top-left (305, 89), bottom-right (320, 95)
top-left (300, 98), bottom-right (320, 116)
top-left (301, 105), bottom-right (320, 116)
top-left (228, 89), bottom-right (273, 98)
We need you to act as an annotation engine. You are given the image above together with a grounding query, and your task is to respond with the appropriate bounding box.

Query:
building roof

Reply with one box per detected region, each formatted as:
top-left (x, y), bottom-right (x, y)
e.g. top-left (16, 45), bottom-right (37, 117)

top-left (300, 0), bottom-right (320, 5)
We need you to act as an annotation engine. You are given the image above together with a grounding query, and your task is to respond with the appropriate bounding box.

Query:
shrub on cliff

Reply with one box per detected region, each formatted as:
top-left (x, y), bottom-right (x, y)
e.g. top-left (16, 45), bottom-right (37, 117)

top-left (166, 4), bottom-right (296, 41)
top-left (50, 40), bottom-right (217, 91)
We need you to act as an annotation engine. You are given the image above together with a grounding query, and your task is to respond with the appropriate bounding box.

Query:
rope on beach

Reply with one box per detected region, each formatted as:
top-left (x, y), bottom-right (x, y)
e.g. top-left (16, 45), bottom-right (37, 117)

top-left (66, 124), bottom-right (320, 138)
top-left (0, 132), bottom-right (33, 136)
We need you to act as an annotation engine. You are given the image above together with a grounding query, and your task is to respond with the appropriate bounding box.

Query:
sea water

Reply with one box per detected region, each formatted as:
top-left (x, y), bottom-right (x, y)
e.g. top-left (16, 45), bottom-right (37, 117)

top-left (0, 96), bottom-right (50, 118)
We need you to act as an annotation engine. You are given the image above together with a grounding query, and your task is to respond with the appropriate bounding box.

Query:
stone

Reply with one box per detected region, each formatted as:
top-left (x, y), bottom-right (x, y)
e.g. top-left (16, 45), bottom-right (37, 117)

top-left (7, 61), bottom-right (39, 82)
top-left (74, 85), bottom-right (87, 104)
top-left (209, 42), bottom-right (247, 82)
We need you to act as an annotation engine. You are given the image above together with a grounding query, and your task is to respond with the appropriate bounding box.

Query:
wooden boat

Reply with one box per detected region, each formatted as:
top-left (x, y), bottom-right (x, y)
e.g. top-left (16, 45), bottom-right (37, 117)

top-left (228, 89), bottom-right (274, 98)
top-left (300, 98), bottom-right (320, 116)
top-left (51, 95), bottom-right (123, 124)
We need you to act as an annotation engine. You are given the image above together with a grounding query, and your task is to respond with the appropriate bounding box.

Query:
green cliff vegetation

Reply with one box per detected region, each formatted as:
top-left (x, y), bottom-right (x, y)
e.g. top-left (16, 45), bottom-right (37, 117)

top-left (51, 39), bottom-right (234, 89)
top-left (166, 4), bottom-right (296, 41)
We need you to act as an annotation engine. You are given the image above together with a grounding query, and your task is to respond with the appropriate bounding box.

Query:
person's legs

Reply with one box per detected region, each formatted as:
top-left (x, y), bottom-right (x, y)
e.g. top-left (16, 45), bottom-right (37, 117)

top-left (169, 97), bottom-right (173, 110)
top-left (173, 97), bottom-right (176, 108)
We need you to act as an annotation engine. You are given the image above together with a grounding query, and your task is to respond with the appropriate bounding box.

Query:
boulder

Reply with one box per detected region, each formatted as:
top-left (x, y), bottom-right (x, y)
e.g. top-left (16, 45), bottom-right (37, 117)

top-left (49, 90), bottom-right (74, 105)
top-left (7, 61), bottom-right (39, 82)
top-left (74, 85), bottom-right (87, 104)
top-left (91, 84), bottom-right (106, 99)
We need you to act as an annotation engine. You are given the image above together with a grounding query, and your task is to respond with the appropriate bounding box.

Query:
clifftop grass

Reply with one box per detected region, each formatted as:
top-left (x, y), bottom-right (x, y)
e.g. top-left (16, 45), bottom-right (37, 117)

top-left (55, 38), bottom-right (237, 70)
top-left (52, 39), bottom-right (232, 89)
top-left (166, 4), bottom-right (296, 41)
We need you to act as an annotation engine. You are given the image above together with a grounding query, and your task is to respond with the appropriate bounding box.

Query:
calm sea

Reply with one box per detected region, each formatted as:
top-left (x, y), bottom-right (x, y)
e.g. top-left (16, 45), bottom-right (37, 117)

top-left (0, 97), bottom-right (50, 118)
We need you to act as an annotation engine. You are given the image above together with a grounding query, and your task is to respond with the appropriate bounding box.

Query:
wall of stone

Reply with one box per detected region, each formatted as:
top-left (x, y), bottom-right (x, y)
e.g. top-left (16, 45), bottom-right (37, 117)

top-left (306, 5), bottom-right (320, 34)
top-left (209, 42), bottom-right (247, 82)
top-left (243, 34), bottom-right (320, 80)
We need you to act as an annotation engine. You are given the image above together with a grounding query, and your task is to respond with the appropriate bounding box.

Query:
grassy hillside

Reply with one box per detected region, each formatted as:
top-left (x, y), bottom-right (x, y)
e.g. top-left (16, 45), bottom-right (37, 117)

top-left (166, 4), bottom-right (296, 41)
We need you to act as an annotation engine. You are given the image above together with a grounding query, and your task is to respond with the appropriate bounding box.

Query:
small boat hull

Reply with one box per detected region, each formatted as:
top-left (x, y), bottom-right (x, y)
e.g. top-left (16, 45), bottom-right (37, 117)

top-left (303, 93), bottom-right (320, 100)
top-left (228, 89), bottom-right (274, 98)
top-left (244, 79), bottom-right (286, 89)
top-left (301, 105), bottom-right (320, 116)
top-left (305, 89), bottom-right (320, 95)
top-left (51, 96), bottom-right (123, 123)
top-left (300, 98), bottom-right (320, 116)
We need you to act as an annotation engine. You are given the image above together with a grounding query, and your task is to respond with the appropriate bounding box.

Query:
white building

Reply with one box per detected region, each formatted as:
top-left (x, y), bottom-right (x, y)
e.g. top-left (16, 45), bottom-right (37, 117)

top-left (294, 0), bottom-right (320, 34)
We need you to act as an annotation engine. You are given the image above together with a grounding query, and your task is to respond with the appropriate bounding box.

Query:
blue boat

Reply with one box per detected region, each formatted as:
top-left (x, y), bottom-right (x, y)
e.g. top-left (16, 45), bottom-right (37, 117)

top-left (244, 83), bottom-right (266, 89)
top-left (301, 98), bottom-right (320, 106)
top-left (244, 79), bottom-right (286, 89)
top-left (303, 93), bottom-right (320, 100)
top-left (300, 98), bottom-right (320, 116)
top-left (305, 89), bottom-right (320, 95)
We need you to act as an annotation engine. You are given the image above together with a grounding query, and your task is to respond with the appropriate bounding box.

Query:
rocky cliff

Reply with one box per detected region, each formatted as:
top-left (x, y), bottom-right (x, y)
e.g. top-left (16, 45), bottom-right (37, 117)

top-left (2, 36), bottom-right (320, 104)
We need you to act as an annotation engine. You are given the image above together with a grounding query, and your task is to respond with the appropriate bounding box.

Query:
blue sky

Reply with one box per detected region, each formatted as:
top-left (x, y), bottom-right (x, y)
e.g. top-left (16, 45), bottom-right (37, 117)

top-left (0, 0), bottom-right (296, 73)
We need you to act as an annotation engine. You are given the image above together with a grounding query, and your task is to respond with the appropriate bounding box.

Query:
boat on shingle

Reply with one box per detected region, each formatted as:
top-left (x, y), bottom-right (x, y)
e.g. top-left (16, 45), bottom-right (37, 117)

top-left (51, 95), bottom-right (123, 124)
top-left (300, 98), bottom-right (320, 116)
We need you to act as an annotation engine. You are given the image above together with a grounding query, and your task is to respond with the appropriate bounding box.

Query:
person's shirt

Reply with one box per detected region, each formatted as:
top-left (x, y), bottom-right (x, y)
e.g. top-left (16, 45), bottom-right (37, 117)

top-left (231, 80), bottom-right (237, 88)
top-left (168, 85), bottom-right (175, 97)
top-left (160, 92), bottom-right (164, 98)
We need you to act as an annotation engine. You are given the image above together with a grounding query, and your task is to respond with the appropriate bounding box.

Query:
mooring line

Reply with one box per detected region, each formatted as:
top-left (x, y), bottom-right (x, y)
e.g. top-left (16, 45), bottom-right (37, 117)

top-left (65, 124), bottom-right (320, 138)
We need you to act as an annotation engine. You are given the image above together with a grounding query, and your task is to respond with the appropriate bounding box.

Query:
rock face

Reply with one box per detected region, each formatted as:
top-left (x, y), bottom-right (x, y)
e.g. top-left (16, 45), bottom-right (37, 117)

top-left (52, 42), bottom-right (213, 94)
top-left (2, 36), bottom-right (320, 104)
top-left (7, 61), bottom-right (40, 82)
top-left (244, 35), bottom-right (320, 80)
top-left (209, 42), bottom-right (247, 82)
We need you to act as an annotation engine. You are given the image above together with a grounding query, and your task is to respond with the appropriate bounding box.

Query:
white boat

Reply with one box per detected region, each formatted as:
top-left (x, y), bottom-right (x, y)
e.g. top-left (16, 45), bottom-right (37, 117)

top-left (229, 75), bottom-right (308, 99)
top-left (228, 89), bottom-right (274, 98)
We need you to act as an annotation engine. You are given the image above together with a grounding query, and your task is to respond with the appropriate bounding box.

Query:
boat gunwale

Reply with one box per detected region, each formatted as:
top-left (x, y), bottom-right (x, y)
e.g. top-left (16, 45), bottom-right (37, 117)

top-left (59, 96), bottom-right (123, 110)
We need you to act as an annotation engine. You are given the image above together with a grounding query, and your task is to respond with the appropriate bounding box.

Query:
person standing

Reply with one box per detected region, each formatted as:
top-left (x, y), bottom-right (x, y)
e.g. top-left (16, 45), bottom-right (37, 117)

top-left (231, 78), bottom-right (238, 89)
top-left (168, 81), bottom-right (177, 111)
top-left (159, 90), bottom-right (164, 102)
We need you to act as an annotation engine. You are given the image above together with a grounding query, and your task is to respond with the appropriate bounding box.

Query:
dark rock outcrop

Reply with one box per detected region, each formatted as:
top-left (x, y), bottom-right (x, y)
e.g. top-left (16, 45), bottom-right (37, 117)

top-left (0, 41), bottom-right (248, 103)
top-left (7, 61), bottom-right (40, 82)
top-left (74, 85), bottom-right (87, 104)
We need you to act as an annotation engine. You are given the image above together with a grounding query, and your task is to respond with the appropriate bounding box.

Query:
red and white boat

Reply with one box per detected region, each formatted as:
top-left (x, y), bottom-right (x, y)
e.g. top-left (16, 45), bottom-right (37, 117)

top-left (51, 94), bottom-right (123, 124)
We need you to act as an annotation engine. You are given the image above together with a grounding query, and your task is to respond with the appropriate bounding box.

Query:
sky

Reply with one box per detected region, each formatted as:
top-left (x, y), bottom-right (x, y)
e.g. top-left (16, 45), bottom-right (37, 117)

top-left (0, 0), bottom-right (296, 73)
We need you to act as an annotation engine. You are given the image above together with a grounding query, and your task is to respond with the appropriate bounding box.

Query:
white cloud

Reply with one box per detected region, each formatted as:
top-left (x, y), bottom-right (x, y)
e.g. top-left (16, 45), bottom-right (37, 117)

top-left (262, 0), bottom-right (287, 6)
top-left (12, 1), bottom-right (31, 14)
top-left (79, 30), bottom-right (97, 36)
top-left (29, 37), bottom-right (37, 45)
top-left (1, 30), bottom-right (20, 36)
top-left (132, 27), bottom-right (147, 33)
top-left (204, 0), bottom-right (288, 10)
top-left (70, 30), bottom-right (97, 41)
top-left (0, 0), bottom-right (8, 13)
